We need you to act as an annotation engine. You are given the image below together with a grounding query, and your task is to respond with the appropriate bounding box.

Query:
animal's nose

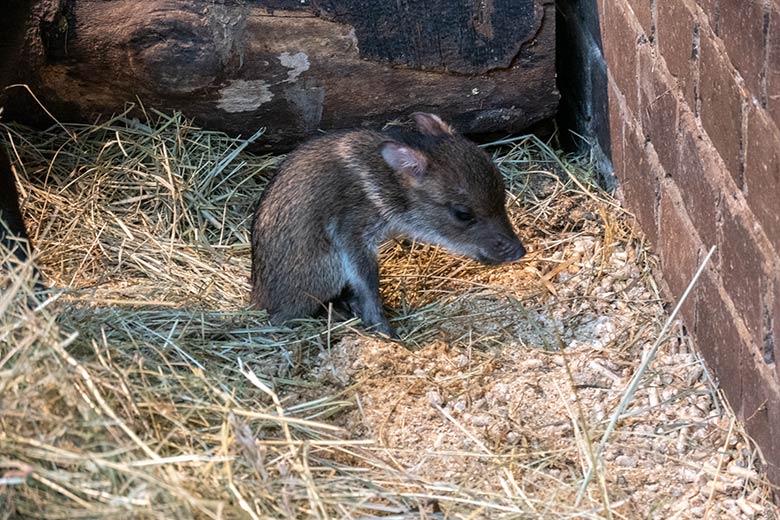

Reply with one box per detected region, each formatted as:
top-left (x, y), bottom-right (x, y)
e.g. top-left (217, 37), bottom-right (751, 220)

top-left (494, 236), bottom-right (526, 262)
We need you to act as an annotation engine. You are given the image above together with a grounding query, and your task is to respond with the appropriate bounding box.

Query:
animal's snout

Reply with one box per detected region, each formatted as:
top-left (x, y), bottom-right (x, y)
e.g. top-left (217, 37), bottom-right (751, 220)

top-left (492, 234), bottom-right (526, 263)
top-left (475, 233), bottom-right (526, 265)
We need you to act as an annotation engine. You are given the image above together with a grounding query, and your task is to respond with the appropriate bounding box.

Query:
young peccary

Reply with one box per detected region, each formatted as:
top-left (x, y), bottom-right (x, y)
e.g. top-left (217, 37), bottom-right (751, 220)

top-left (250, 113), bottom-right (526, 337)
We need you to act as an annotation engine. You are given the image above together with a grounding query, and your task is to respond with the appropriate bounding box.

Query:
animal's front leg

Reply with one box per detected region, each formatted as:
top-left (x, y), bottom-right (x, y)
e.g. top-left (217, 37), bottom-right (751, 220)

top-left (339, 245), bottom-right (397, 338)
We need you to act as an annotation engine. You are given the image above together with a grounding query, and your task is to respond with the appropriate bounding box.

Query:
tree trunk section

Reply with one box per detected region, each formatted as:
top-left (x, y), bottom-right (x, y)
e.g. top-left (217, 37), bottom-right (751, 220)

top-left (1, 0), bottom-right (558, 150)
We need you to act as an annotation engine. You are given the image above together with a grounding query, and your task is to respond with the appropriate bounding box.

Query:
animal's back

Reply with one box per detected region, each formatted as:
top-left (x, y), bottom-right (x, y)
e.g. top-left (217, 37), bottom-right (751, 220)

top-left (250, 130), bottom-right (384, 319)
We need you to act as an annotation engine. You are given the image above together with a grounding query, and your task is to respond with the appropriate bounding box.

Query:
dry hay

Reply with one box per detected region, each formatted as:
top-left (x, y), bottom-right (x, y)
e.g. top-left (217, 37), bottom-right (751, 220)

top-left (1, 108), bottom-right (777, 519)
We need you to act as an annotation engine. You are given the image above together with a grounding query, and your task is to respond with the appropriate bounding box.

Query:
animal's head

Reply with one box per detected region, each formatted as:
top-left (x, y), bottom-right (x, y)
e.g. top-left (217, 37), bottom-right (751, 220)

top-left (381, 112), bottom-right (526, 265)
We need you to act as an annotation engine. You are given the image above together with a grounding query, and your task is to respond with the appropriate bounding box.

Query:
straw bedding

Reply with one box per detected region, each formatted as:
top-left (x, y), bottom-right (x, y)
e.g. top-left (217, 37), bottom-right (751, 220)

top-left (1, 109), bottom-right (776, 519)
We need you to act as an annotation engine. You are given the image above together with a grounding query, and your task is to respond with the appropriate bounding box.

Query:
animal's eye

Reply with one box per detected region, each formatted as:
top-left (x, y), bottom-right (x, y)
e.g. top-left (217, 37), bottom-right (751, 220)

top-left (450, 205), bottom-right (475, 223)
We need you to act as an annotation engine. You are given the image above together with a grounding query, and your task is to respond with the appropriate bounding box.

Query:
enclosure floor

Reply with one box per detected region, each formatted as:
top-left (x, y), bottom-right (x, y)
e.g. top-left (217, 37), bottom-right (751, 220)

top-left (1, 113), bottom-right (776, 519)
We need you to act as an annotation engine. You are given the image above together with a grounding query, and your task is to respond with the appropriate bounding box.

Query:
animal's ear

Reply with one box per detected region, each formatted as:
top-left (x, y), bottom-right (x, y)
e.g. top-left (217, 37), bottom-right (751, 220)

top-left (412, 112), bottom-right (454, 136)
top-left (381, 142), bottom-right (428, 179)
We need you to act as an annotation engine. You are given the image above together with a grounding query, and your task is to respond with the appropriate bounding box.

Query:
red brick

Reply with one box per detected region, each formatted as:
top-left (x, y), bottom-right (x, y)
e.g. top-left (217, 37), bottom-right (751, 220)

top-left (695, 272), bottom-right (780, 485)
top-left (626, 0), bottom-right (653, 38)
top-left (695, 0), bottom-right (719, 33)
top-left (744, 105), bottom-right (780, 255)
top-left (608, 79), bottom-right (626, 178)
top-left (766, 395), bottom-right (780, 483)
top-left (657, 0), bottom-right (699, 108)
top-left (699, 27), bottom-right (746, 185)
top-left (658, 180), bottom-right (701, 322)
top-left (767, 3), bottom-right (780, 149)
top-left (772, 275), bottom-right (780, 377)
top-left (739, 343), bottom-right (780, 484)
top-left (719, 0), bottom-right (768, 99)
top-left (694, 270), bottom-right (746, 409)
top-left (638, 44), bottom-right (681, 175)
top-left (621, 123), bottom-right (660, 246)
top-left (673, 114), bottom-right (722, 248)
top-left (603, 0), bottom-right (641, 115)
top-left (740, 364), bottom-right (778, 478)
top-left (719, 203), bottom-right (766, 348)
top-left (741, 361), bottom-right (769, 439)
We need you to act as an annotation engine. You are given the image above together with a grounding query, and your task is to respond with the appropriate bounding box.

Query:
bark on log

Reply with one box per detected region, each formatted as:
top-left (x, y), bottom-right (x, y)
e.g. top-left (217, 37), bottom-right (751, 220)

top-left (0, 1), bottom-right (34, 259)
top-left (1, 0), bottom-right (558, 150)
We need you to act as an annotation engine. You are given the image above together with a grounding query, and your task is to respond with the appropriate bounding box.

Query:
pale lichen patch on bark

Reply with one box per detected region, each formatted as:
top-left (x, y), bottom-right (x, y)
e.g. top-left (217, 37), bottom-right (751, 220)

top-left (217, 79), bottom-right (273, 112)
top-left (279, 51), bottom-right (310, 83)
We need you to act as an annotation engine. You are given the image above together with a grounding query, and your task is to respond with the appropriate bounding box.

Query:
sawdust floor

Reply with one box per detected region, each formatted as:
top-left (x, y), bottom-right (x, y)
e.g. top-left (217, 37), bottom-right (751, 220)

top-left (303, 175), bottom-right (776, 518)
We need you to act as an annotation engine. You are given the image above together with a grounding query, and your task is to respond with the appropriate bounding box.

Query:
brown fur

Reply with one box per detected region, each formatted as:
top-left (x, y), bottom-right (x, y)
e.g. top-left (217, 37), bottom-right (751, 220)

top-left (251, 113), bottom-right (525, 337)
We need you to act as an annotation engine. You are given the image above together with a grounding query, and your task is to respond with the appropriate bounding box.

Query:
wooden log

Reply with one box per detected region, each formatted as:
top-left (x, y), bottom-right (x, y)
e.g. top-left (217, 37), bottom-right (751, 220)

top-left (1, 0), bottom-right (558, 149)
top-left (0, 147), bottom-right (32, 261)
top-left (0, 1), bottom-right (34, 262)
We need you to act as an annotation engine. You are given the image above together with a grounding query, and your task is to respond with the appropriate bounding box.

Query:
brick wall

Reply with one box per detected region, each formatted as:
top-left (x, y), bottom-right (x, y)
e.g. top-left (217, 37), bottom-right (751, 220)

top-left (558, 0), bottom-right (780, 483)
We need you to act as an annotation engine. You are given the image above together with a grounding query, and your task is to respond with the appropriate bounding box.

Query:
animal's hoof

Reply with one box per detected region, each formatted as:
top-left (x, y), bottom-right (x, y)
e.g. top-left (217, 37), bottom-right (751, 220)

top-left (373, 323), bottom-right (400, 340)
